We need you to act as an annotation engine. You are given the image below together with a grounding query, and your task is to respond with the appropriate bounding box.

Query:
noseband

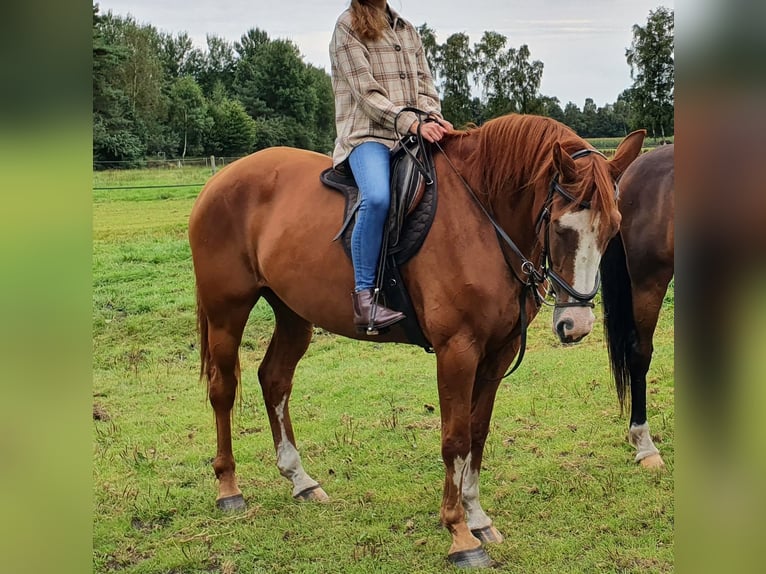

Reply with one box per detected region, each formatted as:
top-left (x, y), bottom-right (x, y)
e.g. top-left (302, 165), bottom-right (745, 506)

top-left (435, 142), bottom-right (610, 376)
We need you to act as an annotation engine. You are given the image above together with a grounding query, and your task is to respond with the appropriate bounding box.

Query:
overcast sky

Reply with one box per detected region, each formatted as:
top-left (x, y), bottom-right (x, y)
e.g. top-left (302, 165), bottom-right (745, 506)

top-left (98, 0), bottom-right (674, 107)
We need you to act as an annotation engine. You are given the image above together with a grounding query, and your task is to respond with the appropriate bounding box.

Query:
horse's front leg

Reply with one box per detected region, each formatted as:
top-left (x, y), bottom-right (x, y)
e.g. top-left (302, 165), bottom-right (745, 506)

top-left (461, 362), bottom-right (509, 546)
top-left (436, 336), bottom-right (494, 568)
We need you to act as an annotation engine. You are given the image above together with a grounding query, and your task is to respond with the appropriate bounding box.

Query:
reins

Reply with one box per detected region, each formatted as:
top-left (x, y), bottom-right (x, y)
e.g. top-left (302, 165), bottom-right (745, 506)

top-left (393, 107), bottom-right (439, 185)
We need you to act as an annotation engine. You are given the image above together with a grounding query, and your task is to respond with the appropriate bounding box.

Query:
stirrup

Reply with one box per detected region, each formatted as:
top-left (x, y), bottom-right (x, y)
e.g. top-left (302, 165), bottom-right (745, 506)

top-left (366, 287), bottom-right (382, 335)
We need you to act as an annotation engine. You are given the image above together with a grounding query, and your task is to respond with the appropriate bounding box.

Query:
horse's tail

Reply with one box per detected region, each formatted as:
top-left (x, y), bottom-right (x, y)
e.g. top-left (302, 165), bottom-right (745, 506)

top-left (196, 289), bottom-right (211, 384)
top-left (600, 232), bottom-right (634, 415)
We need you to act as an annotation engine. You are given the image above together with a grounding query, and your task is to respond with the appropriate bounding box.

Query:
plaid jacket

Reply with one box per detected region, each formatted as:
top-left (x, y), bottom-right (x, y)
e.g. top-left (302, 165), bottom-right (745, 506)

top-left (330, 6), bottom-right (443, 166)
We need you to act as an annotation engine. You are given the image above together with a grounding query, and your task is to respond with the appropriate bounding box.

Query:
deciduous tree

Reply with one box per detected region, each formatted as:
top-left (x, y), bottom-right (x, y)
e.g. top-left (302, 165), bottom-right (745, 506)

top-left (437, 33), bottom-right (475, 127)
top-left (506, 44), bottom-right (544, 114)
top-left (473, 31), bottom-right (513, 118)
top-left (167, 76), bottom-right (211, 159)
top-left (626, 7), bottom-right (674, 139)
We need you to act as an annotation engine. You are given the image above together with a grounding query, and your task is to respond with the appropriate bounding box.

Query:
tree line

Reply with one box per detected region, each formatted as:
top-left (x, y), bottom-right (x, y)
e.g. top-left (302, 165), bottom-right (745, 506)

top-left (92, 3), bottom-right (673, 168)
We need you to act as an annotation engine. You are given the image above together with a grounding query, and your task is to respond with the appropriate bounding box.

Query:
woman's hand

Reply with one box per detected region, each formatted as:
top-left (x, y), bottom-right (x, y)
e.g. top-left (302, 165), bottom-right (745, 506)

top-left (409, 119), bottom-right (451, 142)
top-left (434, 118), bottom-right (454, 132)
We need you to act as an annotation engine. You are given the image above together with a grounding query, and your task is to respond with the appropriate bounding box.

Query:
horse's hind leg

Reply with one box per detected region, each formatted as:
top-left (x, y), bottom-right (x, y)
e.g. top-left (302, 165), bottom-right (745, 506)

top-left (259, 292), bottom-right (328, 502)
top-left (204, 300), bottom-right (255, 511)
top-left (628, 271), bottom-right (673, 469)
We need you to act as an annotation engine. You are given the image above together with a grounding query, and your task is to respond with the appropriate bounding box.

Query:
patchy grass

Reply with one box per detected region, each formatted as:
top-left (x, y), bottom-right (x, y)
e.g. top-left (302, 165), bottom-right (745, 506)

top-left (93, 179), bottom-right (674, 573)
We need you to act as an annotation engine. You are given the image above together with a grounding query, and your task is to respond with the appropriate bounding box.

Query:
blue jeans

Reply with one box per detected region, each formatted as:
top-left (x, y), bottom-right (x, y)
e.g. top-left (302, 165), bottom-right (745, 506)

top-left (348, 142), bottom-right (391, 292)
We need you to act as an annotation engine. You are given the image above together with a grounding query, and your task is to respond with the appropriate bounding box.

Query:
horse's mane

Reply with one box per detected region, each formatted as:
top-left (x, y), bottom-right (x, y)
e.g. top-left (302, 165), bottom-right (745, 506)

top-left (459, 114), bottom-right (614, 218)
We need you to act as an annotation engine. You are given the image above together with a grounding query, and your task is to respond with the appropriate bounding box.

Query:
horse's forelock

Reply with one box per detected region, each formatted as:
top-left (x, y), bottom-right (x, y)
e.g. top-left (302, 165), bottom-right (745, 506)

top-left (565, 159), bottom-right (616, 228)
top-left (587, 161), bottom-right (618, 226)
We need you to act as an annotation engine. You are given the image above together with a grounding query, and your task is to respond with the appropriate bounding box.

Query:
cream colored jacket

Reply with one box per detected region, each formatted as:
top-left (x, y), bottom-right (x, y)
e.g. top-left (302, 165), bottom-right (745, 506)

top-left (329, 6), bottom-right (442, 166)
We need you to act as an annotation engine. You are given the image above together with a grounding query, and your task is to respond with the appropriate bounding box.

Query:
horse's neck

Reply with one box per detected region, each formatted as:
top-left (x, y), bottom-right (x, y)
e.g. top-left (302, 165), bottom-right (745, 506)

top-left (489, 184), bottom-right (542, 261)
top-left (439, 136), bottom-right (544, 261)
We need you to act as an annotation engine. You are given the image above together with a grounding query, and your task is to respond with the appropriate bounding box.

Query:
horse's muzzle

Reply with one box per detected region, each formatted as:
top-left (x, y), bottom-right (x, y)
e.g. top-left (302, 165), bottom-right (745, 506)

top-left (553, 306), bottom-right (594, 344)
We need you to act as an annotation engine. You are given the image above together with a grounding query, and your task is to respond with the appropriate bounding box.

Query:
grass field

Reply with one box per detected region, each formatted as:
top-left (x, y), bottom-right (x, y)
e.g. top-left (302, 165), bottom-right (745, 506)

top-left (92, 171), bottom-right (674, 573)
top-left (586, 136), bottom-right (672, 156)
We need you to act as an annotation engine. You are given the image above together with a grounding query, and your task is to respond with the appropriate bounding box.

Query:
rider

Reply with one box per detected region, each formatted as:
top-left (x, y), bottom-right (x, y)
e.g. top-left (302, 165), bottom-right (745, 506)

top-left (330, 0), bottom-right (452, 333)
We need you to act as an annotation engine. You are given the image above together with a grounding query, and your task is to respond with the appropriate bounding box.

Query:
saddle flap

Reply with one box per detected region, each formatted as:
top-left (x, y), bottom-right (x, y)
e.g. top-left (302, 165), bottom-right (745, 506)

top-left (390, 136), bottom-right (433, 246)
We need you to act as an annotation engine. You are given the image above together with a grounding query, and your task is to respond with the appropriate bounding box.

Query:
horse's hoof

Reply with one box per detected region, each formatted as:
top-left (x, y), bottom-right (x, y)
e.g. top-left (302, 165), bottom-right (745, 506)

top-left (471, 525), bottom-right (504, 545)
top-left (294, 484), bottom-right (330, 503)
top-left (639, 453), bottom-right (665, 469)
top-left (447, 546), bottom-right (495, 568)
top-left (216, 494), bottom-right (247, 512)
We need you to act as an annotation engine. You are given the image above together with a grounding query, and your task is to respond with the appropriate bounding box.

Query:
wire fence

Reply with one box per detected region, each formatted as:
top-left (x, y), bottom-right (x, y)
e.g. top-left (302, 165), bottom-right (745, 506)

top-left (92, 155), bottom-right (247, 190)
top-left (93, 155), bottom-right (245, 170)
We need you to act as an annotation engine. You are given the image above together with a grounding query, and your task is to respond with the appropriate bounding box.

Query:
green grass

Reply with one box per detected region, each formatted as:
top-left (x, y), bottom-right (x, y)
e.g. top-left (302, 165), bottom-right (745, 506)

top-left (586, 136), bottom-right (674, 156)
top-left (93, 178), bottom-right (674, 573)
top-left (93, 166), bottom-right (213, 188)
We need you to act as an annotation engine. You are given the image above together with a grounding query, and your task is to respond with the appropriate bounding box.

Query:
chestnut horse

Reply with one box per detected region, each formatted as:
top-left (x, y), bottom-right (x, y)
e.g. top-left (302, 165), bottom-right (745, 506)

top-left (600, 144), bottom-right (674, 468)
top-left (189, 114), bottom-right (644, 568)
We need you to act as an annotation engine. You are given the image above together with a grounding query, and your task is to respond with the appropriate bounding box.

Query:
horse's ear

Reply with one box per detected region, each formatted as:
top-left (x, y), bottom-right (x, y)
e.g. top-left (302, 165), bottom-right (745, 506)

top-left (609, 129), bottom-right (646, 180)
top-left (552, 142), bottom-right (577, 182)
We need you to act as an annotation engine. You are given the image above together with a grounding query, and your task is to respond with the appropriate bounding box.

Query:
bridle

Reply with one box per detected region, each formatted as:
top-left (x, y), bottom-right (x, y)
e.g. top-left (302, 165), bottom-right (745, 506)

top-left (433, 140), bottom-right (610, 376)
top-left (534, 149), bottom-right (607, 309)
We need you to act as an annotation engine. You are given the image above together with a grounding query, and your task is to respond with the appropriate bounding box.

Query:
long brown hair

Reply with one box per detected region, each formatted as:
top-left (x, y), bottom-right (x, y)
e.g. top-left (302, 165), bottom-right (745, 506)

top-left (350, 0), bottom-right (388, 42)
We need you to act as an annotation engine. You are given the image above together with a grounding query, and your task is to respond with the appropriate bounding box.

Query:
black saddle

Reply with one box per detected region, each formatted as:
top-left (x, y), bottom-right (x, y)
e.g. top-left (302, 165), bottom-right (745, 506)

top-left (320, 134), bottom-right (438, 351)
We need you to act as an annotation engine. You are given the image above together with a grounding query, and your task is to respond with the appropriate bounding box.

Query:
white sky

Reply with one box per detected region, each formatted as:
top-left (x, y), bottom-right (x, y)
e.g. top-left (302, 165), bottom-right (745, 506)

top-left (98, 0), bottom-right (674, 107)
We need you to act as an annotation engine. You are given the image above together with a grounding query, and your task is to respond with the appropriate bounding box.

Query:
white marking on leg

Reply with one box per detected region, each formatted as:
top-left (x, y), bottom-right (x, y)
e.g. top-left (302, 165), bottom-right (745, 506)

top-left (275, 395), bottom-right (319, 496)
top-left (462, 463), bottom-right (492, 531)
top-left (452, 452), bottom-right (491, 530)
top-left (558, 211), bottom-right (602, 295)
top-left (451, 453), bottom-right (470, 491)
top-left (629, 422), bottom-right (660, 463)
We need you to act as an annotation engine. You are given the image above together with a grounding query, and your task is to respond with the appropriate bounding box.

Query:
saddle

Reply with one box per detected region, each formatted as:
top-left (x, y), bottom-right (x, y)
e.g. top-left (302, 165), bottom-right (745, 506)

top-left (320, 135), bottom-right (437, 351)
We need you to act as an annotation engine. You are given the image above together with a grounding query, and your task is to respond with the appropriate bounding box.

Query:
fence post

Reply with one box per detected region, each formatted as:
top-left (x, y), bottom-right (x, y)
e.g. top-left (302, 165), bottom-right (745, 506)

top-left (210, 155), bottom-right (217, 175)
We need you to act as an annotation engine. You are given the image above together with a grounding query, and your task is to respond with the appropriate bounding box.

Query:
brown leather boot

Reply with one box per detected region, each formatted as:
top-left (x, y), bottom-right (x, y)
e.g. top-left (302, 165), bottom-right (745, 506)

top-left (352, 289), bottom-right (405, 334)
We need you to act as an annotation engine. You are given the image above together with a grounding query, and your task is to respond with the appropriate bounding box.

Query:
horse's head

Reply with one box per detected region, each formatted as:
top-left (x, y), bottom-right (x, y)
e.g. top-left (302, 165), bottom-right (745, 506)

top-left (545, 131), bottom-right (645, 344)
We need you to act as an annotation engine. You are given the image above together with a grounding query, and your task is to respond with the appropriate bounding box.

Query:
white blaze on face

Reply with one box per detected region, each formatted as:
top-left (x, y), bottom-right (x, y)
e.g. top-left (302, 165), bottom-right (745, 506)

top-left (275, 395), bottom-right (319, 496)
top-left (552, 210), bottom-right (600, 342)
top-left (558, 210), bottom-right (602, 296)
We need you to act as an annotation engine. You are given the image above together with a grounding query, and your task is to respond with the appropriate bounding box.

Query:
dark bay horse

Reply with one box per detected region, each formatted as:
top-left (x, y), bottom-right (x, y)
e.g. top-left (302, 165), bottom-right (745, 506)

top-left (600, 144), bottom-right (674, 469)
top-left (188, 114), bottom-right (645, 568)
